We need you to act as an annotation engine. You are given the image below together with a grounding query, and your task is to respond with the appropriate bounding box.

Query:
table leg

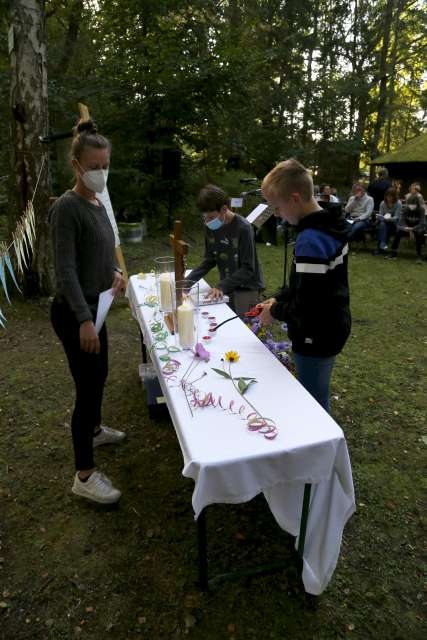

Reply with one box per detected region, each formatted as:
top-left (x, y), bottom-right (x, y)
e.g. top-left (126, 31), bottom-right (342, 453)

top-left (139, 329), bottom-right (147, 364)
top-left (197, 509), bottom-right (208, 590)
top-left (297, 483), bottom-right (312, 558)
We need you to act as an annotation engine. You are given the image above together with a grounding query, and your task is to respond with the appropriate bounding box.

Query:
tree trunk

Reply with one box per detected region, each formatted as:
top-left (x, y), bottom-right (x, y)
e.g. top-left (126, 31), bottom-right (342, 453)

top-left (369, 0), bottom-right (395, 173)
top-left (300, 0), bottom-right (319, 143)
top-left (385, 0), bottom-right (407, 151)
top-left (52, 0), bottom-right (84, 77)
top-left (9, 0), bottom-right (53, 297)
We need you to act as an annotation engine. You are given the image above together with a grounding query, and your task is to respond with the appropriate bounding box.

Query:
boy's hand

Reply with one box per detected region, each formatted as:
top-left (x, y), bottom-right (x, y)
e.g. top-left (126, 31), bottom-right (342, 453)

top-left (256, 300), bottom-right (275, 325)
top-left (206, 287), bottom-right (223, 301)
top-left (260, 297), bottom-right (277, 306)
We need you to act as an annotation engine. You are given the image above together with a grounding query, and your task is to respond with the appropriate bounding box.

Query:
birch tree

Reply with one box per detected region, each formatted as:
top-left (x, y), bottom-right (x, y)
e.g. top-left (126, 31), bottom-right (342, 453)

top-left (9, 0), bottom-right (53, 295)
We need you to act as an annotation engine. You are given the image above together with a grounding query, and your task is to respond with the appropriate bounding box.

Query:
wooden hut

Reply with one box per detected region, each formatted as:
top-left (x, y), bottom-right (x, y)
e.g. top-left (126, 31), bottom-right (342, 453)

top-left (371, 132), bottom-right (427, 196)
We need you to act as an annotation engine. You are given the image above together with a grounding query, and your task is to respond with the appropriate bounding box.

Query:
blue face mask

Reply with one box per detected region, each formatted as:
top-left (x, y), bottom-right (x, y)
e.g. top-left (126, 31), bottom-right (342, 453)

top-left (206, 216), bottom-right (223, 231)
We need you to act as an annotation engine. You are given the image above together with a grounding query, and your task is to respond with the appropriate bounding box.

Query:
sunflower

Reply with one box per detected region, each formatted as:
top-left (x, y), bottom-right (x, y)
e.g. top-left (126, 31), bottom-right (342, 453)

top-left (225, 350), bottom-right (240, 363)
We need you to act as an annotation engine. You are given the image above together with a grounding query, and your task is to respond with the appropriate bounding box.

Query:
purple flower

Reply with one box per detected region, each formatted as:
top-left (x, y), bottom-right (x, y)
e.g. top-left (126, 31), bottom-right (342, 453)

top-left (193, 342), bottom-right (210, 362)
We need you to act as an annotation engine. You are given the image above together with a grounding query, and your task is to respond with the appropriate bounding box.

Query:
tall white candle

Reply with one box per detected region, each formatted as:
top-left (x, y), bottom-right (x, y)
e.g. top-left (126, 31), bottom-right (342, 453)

top-left (177, 299), bottom-right (195, 349)
top-left (159, 272), bottom-right (172, 311)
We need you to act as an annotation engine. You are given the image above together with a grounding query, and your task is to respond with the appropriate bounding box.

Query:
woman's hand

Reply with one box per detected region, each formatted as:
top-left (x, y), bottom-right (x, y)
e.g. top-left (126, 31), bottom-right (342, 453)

top-left (112, 271), bottom-right (126, 297)
top-left (79, 320), bottom-right (100, 354)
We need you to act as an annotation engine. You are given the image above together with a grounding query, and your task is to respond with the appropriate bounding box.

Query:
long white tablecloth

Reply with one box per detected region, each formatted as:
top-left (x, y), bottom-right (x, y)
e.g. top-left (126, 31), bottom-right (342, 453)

top-left (127, 274), bottom-right (355, 594)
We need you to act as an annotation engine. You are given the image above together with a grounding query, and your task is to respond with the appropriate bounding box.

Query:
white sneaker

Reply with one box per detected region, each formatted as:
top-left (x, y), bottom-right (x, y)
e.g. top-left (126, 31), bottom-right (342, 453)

top-left (72, 471), bottom-right (121, 504)
top-left (93, 425), bottom-right (126, 448)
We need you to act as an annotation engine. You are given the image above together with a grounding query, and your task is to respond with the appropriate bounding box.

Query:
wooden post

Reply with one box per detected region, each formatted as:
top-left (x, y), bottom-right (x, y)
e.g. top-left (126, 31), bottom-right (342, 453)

top-left (169, 219), bottom-right (189, 283)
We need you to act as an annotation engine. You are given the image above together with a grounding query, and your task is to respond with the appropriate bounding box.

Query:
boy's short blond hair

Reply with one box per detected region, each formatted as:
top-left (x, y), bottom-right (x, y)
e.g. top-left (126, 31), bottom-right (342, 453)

top-left (262, 158), bottom-right (313, 202)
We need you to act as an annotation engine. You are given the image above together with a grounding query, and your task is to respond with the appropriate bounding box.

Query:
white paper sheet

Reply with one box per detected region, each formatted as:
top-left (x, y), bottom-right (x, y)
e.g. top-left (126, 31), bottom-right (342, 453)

top-left (95, 288), bottom-right (114, 333)
top-left (246, 202), bottom-right (268, 224)
top-left (96, 188), bottom-right (120, 247)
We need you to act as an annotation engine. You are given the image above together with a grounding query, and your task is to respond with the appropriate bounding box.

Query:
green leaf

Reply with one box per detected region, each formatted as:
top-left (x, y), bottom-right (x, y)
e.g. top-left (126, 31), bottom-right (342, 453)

top-left (211, 368), bottom-right (231, 379)
top-left (237, 378), bottom-right (256, 395)
top-left (238, 378), bottom-right (248, 394)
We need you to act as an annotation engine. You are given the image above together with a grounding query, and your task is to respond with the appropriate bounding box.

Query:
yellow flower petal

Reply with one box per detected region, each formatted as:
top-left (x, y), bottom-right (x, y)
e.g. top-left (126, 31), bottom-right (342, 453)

top-left (225, 350), bottom-right (240, 363)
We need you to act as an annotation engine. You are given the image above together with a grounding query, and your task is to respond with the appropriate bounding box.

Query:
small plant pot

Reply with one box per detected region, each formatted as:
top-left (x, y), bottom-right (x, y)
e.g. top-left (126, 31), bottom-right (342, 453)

top-left (118, 222), bottom-right (143, 243)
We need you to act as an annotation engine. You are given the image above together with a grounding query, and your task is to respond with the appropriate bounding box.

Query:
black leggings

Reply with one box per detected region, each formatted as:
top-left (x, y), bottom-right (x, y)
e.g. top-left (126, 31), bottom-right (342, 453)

top-left (51, 297), bottom-right (108, 471)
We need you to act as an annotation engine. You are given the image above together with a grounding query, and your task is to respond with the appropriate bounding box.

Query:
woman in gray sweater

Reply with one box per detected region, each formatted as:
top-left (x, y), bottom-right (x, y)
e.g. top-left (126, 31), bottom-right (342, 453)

top-left (50, 120), bottom-right (125, 504)
top-left (374, 187), bottom-right (402, 254)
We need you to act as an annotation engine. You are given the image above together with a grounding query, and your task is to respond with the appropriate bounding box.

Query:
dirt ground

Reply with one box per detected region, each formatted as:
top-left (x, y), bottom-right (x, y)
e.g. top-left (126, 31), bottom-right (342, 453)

top-left (0, 236), bottom-right (425, 639)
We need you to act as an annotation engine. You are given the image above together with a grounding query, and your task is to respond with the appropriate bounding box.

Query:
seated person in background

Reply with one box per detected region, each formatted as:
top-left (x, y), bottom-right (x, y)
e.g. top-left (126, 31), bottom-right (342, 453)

top-left (389, 194), bottom-right (426, 263)
top-left (374, 187), bottom-right (402, 255)
top-left (318, 184), bottom-right (343, 216)
top-left (368, 167), bottom-right (392, 211)
top-left (185, 184), bottom-right (264, 315)
top-left (319, 184), bottom-right (339, 203)
top-left (345, 182), bottom-right (374, 241)
top-left (392, 179), bottom-right (403, 197)
top-left (404, 182), bottom-right (425, 209)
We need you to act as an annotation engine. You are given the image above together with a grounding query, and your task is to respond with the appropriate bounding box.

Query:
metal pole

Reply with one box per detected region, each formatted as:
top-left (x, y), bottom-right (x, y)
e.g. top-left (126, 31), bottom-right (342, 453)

top-left (139, 330), bottom-right (147, 363)
top-left (297, 484), bottom-right (312, 558)
top-left (197, 509), bottom-right (208, 590)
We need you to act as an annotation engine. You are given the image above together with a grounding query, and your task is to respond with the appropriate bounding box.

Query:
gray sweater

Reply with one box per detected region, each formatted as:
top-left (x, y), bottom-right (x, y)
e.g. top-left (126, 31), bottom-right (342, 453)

top-left (378, 200), bottom-right (402, 222)
top-left (50, 190), bottom-right (116, 324)
top-left (187, 214), bottom-right (264, 294)
top-left (345, 193), bottom-right (374, 220)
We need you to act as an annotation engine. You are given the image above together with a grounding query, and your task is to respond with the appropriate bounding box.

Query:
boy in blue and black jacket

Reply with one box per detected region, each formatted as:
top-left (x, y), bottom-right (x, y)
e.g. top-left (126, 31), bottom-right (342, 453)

top-left (257, 158), bottom-right (351, 413)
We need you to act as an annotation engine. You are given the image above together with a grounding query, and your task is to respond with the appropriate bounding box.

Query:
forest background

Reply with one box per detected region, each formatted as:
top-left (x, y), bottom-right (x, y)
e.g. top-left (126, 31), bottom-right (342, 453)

top-left (1, 0), bottom-right (426, 247)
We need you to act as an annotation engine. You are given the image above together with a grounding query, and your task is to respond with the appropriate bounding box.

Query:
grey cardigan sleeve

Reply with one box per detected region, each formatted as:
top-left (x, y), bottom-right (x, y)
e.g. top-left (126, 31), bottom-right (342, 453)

top-left (51, 201), bottom-right (92, 324)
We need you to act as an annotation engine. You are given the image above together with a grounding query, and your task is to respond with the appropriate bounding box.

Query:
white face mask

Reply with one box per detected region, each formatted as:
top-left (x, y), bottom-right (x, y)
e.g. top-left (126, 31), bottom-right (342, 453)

top-left (81, 168), bottom-right (109, 193)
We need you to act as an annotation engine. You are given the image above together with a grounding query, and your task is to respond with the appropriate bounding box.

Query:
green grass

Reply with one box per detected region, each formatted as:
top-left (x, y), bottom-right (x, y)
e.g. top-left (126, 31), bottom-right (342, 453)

top-left (0, 229), bottom-right (426, 640)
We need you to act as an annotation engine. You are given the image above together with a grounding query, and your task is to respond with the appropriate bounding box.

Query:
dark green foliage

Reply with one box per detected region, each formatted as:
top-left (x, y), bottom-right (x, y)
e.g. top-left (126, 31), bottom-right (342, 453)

top-left (2, 0), bottom-right (426, 224)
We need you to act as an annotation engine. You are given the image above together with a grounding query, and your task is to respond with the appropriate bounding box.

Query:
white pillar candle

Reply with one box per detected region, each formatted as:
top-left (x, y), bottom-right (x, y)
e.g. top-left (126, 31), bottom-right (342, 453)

top-left (159, 272), bottom-right (172, 311)
top-left (177, 299), bottom-right (195, 349)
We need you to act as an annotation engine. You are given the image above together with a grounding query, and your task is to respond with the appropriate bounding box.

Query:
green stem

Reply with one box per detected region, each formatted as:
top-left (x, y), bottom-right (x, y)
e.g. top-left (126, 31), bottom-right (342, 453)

top-left (227, 362), bottom-right (260, 417)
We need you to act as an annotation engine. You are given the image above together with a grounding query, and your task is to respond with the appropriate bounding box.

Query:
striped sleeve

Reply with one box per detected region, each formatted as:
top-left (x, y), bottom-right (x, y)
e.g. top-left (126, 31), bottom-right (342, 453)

top-left (295, 230), bottom-right (348, 275)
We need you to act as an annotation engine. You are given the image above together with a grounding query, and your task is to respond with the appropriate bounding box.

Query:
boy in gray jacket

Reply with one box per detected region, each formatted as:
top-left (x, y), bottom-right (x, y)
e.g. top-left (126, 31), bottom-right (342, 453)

top-left (186, 184), bottom-right (264, 315)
